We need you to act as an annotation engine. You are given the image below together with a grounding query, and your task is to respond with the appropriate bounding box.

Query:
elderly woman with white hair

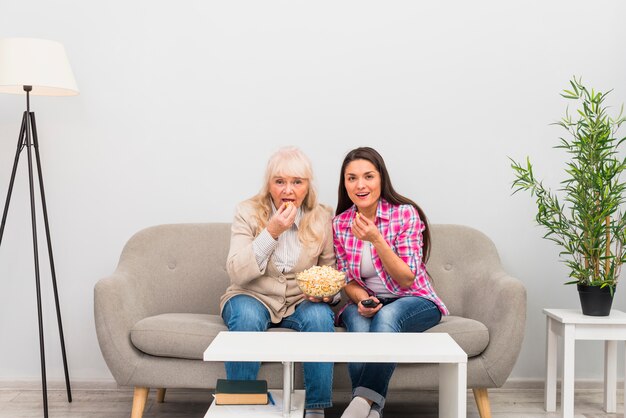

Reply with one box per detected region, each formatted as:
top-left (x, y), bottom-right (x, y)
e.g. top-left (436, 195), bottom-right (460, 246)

top-left (220, 146), bottom-right (338, 418)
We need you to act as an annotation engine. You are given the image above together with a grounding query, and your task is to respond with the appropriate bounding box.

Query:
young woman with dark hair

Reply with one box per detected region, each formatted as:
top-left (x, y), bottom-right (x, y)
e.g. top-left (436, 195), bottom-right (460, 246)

top-left (333, 147), bottom-right (448, 418)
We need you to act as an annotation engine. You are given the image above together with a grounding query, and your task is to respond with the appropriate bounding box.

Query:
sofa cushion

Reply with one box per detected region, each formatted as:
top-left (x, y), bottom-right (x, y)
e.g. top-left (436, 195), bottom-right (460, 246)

top-left (425, 315), bottom-right (489, 357)
top-left (131, 313), bottom-right (489, 360)
top-left (131, 313), bottom-right (228, 360)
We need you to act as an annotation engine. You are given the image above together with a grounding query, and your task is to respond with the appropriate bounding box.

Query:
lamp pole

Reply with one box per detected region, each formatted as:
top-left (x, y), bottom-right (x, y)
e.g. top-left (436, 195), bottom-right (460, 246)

top-left (0, 85), bottom-right (72, 418)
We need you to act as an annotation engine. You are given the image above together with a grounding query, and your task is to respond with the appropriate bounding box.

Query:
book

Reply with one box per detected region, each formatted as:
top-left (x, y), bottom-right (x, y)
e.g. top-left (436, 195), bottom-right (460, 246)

top-left (214, 379), bottom-right (268, 405)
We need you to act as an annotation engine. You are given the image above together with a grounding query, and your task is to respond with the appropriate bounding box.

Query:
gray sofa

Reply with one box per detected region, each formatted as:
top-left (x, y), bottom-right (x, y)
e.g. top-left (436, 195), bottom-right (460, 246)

top-left (94, 223), bottom-right (526, 418)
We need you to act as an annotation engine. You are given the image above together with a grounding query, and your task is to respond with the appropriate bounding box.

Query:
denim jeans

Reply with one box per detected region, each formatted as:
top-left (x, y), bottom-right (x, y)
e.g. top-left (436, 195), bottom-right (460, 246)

top-left (340, 296), bottom-right (441, 411)
top-left (221, 294), bottom-right (335, 409)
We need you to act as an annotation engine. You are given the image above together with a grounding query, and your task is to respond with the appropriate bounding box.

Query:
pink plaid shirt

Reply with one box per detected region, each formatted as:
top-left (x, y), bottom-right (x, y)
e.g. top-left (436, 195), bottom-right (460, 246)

top-left (333, 198), bottom-right (449, 316)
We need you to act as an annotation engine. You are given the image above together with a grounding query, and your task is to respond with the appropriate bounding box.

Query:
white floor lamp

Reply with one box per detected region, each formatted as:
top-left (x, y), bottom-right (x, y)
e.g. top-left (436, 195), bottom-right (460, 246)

top-left (0, 37), bottom-right (79, 418)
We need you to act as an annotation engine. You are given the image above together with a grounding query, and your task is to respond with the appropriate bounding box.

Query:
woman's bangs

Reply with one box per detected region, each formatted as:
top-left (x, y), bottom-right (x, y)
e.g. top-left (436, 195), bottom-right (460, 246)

top-left (273, 157), bottom-right (310, 180)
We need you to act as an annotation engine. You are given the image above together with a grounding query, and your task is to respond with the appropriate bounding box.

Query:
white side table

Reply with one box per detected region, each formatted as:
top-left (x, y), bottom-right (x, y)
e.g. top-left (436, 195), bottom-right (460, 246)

top-left (544, 308), bottom-right (626, 418)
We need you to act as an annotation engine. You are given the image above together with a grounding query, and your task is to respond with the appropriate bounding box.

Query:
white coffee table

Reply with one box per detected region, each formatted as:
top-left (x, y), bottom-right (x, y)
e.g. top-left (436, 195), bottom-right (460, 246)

top-left (544, 308), bottom-right (626, 418)
top-left (203, 331), bottom-right (467, 418)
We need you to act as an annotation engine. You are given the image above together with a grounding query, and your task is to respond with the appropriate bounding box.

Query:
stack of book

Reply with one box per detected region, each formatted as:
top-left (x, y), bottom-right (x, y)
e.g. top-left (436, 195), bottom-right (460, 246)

top-left (214, 379), bottom-right (268, 405)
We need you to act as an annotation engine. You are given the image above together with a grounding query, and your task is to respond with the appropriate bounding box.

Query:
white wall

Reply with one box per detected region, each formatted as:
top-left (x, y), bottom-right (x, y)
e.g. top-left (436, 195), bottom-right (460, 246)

top-left (0, 0), bottom-right (625, 383)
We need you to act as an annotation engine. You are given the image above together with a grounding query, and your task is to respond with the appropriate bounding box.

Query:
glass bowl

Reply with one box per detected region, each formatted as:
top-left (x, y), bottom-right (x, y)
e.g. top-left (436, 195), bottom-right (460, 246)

top-left (296, 265), bottom-right (346, 298)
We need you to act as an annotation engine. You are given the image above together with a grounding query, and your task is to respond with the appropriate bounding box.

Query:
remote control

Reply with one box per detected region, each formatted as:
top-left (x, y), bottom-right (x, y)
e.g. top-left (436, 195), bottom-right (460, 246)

top-left (361, 299), bottom-right (379, 308)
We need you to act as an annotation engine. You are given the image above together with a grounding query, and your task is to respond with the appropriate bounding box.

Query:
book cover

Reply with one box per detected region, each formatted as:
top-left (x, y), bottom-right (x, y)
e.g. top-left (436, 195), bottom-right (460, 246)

top-left (214, 379), bottom-right (268, 405)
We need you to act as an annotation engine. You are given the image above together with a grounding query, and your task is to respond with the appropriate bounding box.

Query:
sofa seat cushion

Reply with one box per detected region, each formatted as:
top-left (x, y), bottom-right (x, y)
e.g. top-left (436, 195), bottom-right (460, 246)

top-left (131, 313), bottom-right (489, 361)
top-left (424, 315), bottom-right (489, 357)
top-left (131, 313), bottom-right (228, 360)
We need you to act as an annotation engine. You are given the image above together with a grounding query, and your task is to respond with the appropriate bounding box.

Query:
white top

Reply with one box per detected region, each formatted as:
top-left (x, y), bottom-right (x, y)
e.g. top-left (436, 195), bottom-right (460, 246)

top-left (543, 309), bottom-right (626, 325)
top-left (204, 331), bottom-right (466, 364)
top-left (361, 242), bottom-right (395, 299)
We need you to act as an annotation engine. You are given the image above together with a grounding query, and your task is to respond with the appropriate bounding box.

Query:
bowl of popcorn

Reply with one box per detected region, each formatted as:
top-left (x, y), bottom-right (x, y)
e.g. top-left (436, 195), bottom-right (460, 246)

top-left (296, 265), bottom-right (346, 298)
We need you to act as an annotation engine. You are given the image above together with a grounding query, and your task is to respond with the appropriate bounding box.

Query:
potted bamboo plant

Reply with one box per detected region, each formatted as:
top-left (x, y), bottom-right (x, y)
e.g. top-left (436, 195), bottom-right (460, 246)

top-left (511, 77), bottom-right (626, 316)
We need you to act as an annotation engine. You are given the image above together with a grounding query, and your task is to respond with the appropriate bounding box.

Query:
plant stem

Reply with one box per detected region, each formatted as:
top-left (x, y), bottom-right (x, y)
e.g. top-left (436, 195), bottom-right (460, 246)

top-left (584, 227), bottom-right (590, 270)
top-left (605, 216), bottom-right (610, 276)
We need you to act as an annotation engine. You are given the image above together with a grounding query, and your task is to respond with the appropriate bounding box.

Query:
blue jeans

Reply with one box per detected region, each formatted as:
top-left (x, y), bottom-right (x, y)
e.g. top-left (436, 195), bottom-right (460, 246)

top-left (340, 296), bottom-right (441, 410)
top-left (221, 294), bottom-right (335, 409)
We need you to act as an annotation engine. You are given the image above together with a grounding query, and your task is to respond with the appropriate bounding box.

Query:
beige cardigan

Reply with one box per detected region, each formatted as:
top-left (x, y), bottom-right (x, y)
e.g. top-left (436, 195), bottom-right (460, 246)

top-left (220, 200), bottom-right (336, 323)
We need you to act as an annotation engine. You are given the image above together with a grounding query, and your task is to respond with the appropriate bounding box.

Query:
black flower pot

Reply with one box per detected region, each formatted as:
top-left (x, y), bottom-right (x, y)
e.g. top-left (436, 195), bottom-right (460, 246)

top-left (577, 284), bottom-right (615, 316)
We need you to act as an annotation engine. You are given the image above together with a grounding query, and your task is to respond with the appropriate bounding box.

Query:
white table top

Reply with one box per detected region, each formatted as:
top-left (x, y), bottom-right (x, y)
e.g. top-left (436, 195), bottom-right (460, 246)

top-left (203, 331), bottom-right (466, 363)
top-left (543, 309), bottom-right (626, 324)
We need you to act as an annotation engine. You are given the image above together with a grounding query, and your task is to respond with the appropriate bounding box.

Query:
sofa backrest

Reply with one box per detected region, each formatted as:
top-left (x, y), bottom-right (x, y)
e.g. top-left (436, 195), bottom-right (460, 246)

top-left (116, 223), bottom-right (502, 317)
top-left (427, 224), bottom-right (503, 316)
top-left (117, 223), bottom-right (232, 316)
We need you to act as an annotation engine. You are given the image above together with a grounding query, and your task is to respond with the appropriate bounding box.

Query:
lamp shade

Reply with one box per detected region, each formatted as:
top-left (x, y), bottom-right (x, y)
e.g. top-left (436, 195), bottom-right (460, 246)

top-left (0, 38), bottom-right (79, 96)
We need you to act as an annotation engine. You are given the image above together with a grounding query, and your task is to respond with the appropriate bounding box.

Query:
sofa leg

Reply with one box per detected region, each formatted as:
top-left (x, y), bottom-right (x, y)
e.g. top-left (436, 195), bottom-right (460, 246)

top-left (131, 387), bottom-right (149, 418)
top-left (472, 388), bottom-right (492, 418)
top-left (157, 388), bottom-right (166, 403)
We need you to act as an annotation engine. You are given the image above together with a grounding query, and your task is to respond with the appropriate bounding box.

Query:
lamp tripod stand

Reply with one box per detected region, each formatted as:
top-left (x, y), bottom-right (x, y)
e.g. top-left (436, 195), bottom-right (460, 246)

top-left (0, 86), bottom-right (72, 418)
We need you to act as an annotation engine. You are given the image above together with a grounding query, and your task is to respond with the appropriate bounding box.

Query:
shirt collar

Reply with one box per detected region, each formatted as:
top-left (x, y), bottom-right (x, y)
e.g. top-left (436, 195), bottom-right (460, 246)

top-left (377, 198), bottom-right (391, 221)
top-left (271, 201), bottom-right (302, 228)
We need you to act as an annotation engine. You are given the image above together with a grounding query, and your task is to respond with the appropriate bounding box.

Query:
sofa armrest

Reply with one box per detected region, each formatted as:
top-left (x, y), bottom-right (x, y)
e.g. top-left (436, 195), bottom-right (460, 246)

top-left (94, 270), bottom-right (149, 386)
top-left (464, 270), bottom-right (527, 387)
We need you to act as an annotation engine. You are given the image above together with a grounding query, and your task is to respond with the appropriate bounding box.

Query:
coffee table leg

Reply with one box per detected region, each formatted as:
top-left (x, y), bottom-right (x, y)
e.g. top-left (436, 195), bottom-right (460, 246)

top-left (604, 340), bottom-right (617, 413)
top-left (561, 324), bottom-right (575, 418)
top-left (282, 361), bottom-right (293, 418)
top-left (545, 316), bottom-right (557, 412)
top-left (438, 362), bottom-right (466, 418)
top-left (291, 363), bottom-right (295, 394)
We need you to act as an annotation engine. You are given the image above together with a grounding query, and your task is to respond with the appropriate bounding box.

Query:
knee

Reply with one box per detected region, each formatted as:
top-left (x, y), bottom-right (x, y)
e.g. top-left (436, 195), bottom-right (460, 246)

top-left (370, 309), bottom-right (401, 333)
top-left (341, 307), bottom-right (371, 333)
top-left (300, 302), bottom-right (335, 332)
top-left (223, 296), bottom-right (269, 331)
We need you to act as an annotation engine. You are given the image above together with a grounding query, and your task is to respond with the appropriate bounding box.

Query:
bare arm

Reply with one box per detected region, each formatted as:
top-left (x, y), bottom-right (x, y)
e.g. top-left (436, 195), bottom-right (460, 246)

top-left (344, 281), bottom-right (382, 317)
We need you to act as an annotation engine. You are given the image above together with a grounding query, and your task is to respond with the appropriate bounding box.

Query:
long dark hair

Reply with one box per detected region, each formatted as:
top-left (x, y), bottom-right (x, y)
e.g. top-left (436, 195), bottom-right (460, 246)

top-left (336, 147), bottom-right (431, 261)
